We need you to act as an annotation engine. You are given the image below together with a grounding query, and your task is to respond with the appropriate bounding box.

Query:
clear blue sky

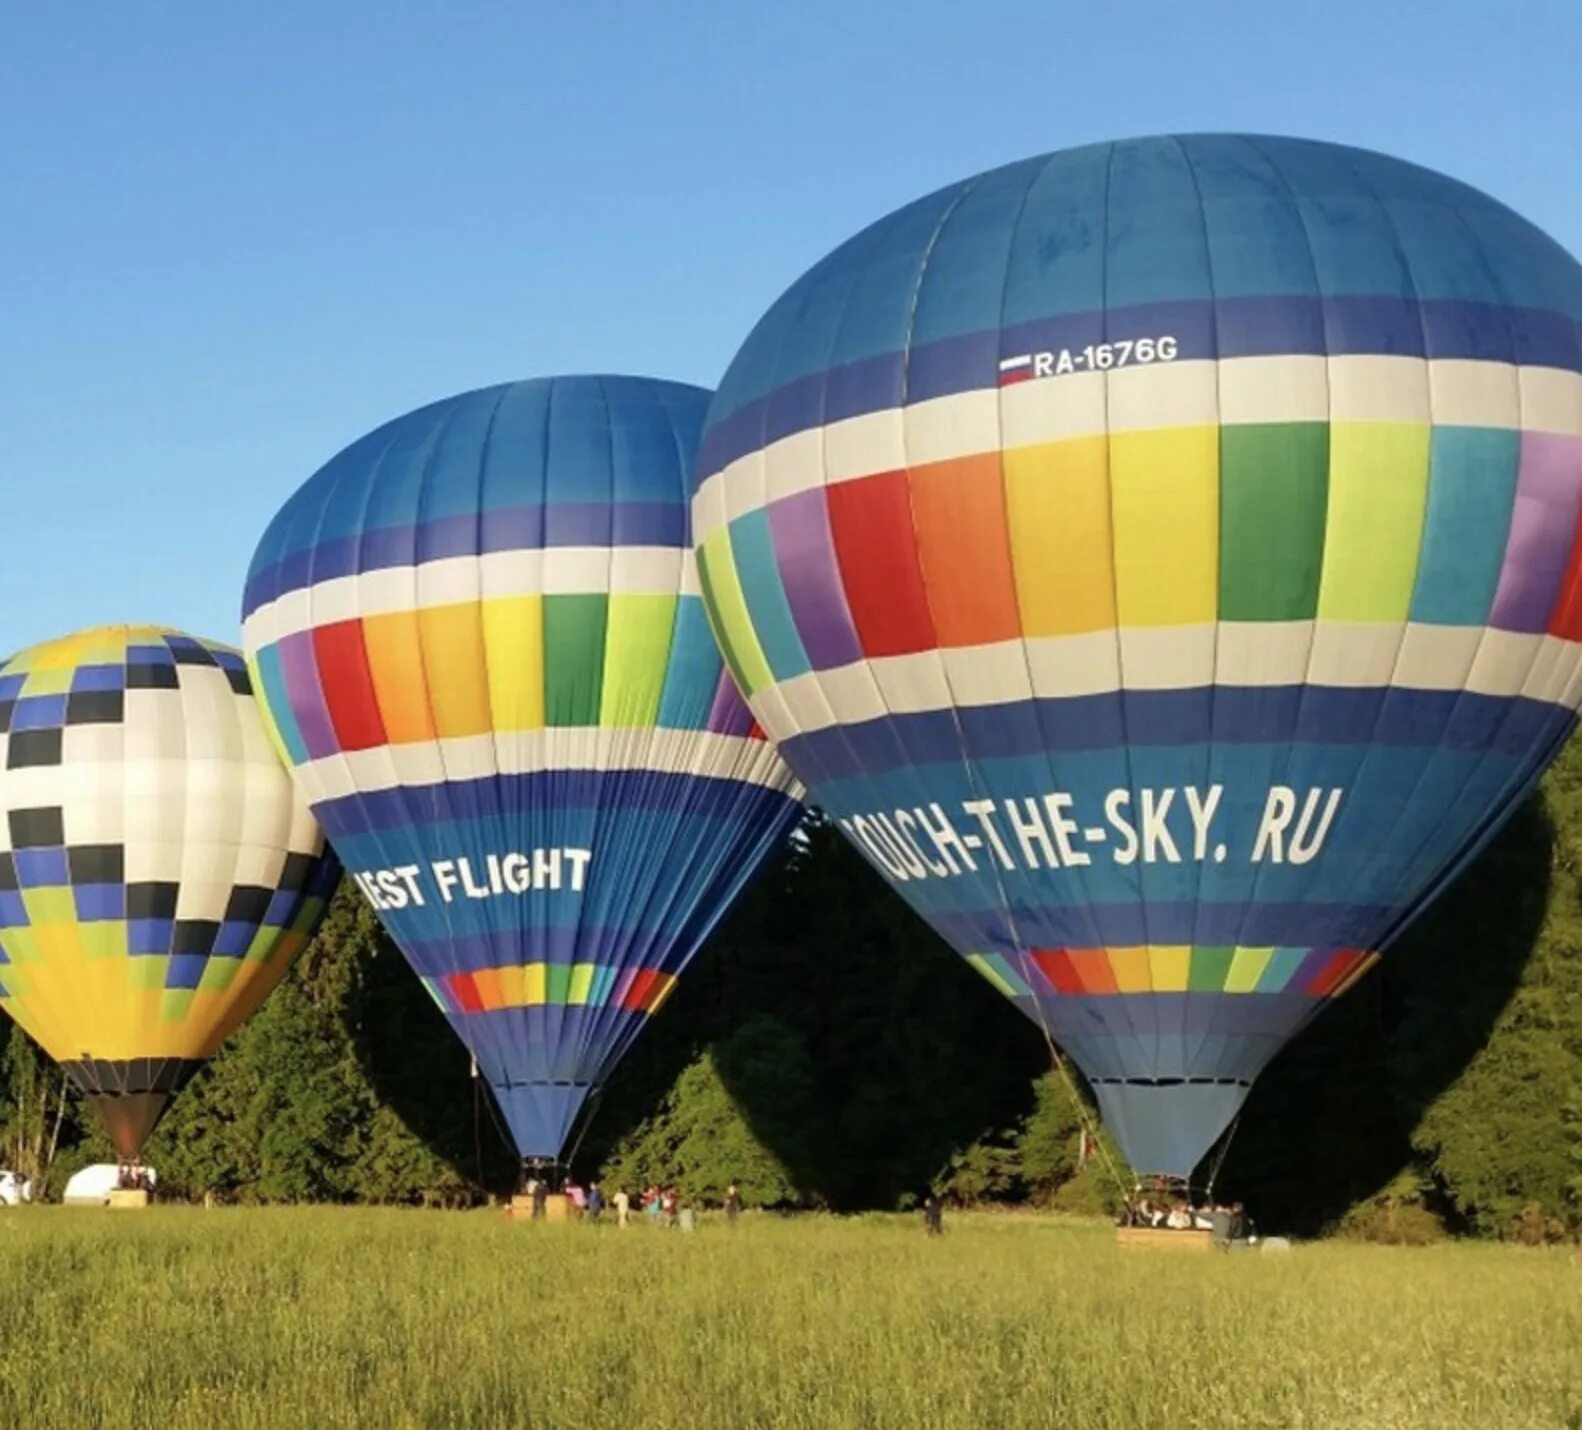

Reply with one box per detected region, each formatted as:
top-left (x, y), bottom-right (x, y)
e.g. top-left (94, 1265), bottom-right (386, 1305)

top-left (4, 1), bottom-right (1579, 655)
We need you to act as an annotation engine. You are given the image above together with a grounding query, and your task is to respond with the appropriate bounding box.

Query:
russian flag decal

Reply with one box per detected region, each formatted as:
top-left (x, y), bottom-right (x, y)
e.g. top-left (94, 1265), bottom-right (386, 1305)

top-left (998, 355), bottom-right (1034, 386)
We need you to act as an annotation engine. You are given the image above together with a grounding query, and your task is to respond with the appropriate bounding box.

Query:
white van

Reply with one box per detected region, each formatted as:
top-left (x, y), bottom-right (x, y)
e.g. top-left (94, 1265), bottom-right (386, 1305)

top-left (0, 1170), bottom-right (32, 1206)
top-left (63, 1164), bottom-right (157, 1205)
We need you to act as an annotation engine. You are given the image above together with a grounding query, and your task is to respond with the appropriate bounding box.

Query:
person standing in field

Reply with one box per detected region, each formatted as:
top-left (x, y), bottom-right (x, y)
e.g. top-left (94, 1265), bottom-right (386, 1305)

top-left (923, 1192), bottom-right (943, 1236)
top-left (531, 1177), bottom-right (548, 1220)
top-left (724, 1182), bottom-right (742, 1225)
top-left (662, 1186), bottom-right (679, 1228)
top-left (586, 1182), bottom-right (604, 1223)
top-left (613, 1186), bottom-right (630, 1228)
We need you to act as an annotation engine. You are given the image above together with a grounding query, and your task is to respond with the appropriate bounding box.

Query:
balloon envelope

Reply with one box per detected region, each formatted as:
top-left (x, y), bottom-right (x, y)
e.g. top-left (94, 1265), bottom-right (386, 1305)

top-left (243, 375), bottom-right (802, 1159)
top-left (0, 626), bottom-right (338, 1157)
top-left (692, 135), bottom-right (1582, 1177)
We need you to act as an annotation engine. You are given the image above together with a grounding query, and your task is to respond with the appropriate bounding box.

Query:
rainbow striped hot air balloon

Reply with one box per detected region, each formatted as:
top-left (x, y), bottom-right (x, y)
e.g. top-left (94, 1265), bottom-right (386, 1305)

top-left (0, 626), bottom-right (337, 1159)
top-left (692, 135), bottom-right (1582, 1179)
top-left (242, 376), bottom-right (801, 1161)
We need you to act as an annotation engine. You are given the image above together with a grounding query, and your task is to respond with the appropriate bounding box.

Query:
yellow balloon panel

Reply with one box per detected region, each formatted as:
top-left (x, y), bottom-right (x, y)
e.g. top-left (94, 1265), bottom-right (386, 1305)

top-left (0, 626), bottom-right (336, 1080)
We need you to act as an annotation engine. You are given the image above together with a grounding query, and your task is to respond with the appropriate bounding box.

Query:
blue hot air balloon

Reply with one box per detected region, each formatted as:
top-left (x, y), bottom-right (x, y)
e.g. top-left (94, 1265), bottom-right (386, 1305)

top-left (243, 376), bottom-right (802, 1160)
top-left (692, 135), bottom-right (1582, 1179)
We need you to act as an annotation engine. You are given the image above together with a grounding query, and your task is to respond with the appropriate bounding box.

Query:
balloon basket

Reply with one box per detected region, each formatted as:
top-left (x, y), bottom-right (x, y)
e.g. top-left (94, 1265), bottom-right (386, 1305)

top-left (107, 1189), bottom-right (150, 1211)
top-left (505, 1193), bottom-right (570, 1223)
top-left (1116, 1226), bottom-right (1212, 1253)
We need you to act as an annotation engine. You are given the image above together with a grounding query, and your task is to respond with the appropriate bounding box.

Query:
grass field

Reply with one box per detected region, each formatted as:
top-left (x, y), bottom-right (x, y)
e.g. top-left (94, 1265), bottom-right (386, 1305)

top-left (0, 1208), bottom-right (1576, 1429)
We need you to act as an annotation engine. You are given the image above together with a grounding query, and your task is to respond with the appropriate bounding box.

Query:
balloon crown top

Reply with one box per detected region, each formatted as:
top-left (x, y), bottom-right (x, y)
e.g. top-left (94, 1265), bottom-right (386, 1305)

top-left (242, 373), bottom-right (718, 620)
top-left (703, 130), bottom-right (1582, 446)
top-left (1, 625), bottom-right (241, 675)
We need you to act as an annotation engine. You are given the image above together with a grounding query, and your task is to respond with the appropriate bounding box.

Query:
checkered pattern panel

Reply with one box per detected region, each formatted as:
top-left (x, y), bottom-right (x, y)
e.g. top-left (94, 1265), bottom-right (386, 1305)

top-left (0, 625), bottom-right (338, 1065)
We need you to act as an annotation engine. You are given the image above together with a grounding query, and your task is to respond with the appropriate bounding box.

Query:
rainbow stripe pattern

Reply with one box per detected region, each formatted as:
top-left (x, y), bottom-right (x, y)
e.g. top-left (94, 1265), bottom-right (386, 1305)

top-left (693, 135), bottom-right (1582, 1174)
top-left (244, 376), bottom-right (802, 1158)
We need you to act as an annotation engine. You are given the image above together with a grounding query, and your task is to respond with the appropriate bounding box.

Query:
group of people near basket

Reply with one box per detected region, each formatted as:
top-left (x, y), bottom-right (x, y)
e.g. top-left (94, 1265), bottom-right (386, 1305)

top-left (1122, 1195), bottom-right (1254, 1244)
top-left (629, 1181), bottom-right (745, 1229)
top-left (518, 1171), bottom-right (744, 1229)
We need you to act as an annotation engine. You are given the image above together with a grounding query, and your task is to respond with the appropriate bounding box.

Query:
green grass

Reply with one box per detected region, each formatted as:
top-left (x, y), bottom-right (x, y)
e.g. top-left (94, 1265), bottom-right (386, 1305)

top-left (0, 1208), bottom-right (1577, 1429)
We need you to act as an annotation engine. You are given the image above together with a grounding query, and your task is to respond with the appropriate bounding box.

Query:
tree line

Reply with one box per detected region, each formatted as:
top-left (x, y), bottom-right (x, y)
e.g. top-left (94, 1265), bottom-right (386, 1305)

top-left (4, 743), bottom-right (1580, 1240)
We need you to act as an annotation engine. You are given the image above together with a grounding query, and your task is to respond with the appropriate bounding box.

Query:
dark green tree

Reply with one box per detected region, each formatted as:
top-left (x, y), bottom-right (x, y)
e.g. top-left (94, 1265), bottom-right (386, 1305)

top-left (598, 1015), bottom-right (818, 1205)
top-left (2, 747), bottom-right (1578, 1237)
top-left (0, 1024), bottom-right (71, 1188)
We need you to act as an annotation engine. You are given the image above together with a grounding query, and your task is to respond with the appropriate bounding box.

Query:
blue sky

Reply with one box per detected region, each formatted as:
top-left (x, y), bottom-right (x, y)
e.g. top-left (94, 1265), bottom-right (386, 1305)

top-left (3, 0), bottom-right (1578, 654)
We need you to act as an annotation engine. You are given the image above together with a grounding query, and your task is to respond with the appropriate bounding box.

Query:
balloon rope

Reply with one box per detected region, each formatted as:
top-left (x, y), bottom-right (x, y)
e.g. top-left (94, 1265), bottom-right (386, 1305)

top-left (472, 1065), bottom-right (485, 1191)
top-left (1201, 1111), bottom-right (1241, 1202)
top-left (1004, 938), bottom-right (1132, 1203)
top-left (1045, 1027), bottom-right (1131, 1202)
top-left (560, 1085), bottom-right (604, 1178)
top-left (475, 1076), bottom-right (516, 1176)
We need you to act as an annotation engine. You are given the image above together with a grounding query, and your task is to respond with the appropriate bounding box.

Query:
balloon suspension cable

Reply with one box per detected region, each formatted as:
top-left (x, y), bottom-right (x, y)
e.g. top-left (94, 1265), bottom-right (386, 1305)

top-left (560, 1085), bottom-right (605, 1179)
top-left (1043, 1028), bottom-right (1130, 1203)
top-left (470, 1057), bottom-right (485, 1192)
top-left (1005, 941), bottom-right (1130, 1203)
top-left (1200, 1111), bottom-right (1242, 1203)
top-left (474, 1073), bottom-right (518, 1179)
top-left (941, 689), bottom-right (1133, 1205)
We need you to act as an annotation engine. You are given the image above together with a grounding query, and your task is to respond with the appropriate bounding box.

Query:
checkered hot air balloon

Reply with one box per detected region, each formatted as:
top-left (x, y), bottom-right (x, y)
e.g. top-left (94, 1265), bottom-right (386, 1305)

top-left (242, 376), bottom-right (802, 1162)
top-left (0, 626), bottom-right (339, 1159)
top-left (692, 135), bottom-right (1582, 1180)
